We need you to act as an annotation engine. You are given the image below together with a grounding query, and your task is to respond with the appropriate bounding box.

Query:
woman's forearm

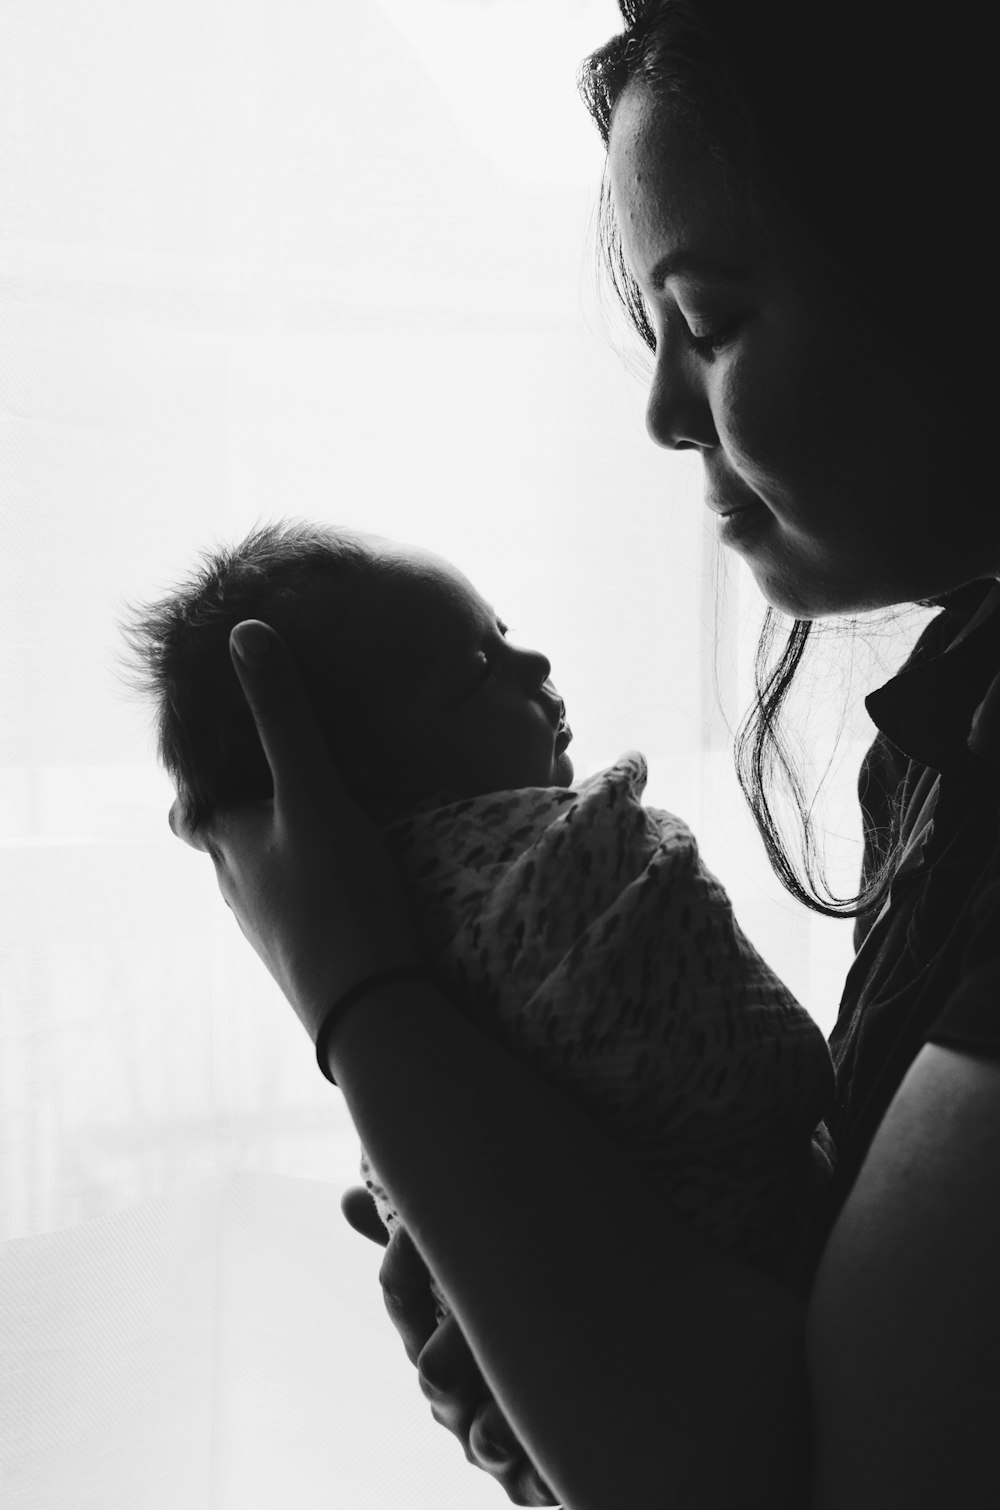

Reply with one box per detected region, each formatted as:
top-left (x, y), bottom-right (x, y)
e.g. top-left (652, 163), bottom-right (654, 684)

top-left (329, 980), bottom-right (811, 1510)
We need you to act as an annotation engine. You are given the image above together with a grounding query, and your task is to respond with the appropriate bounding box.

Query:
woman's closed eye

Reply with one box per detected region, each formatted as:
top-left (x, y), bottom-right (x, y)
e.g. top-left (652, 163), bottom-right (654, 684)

top-left (683, 316), bottom-right (742, 358)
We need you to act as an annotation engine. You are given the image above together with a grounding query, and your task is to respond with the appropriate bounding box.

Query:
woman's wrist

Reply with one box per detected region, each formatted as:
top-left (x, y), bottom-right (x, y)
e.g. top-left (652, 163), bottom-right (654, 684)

top-left (315, 963), bottom-right (433, 1082)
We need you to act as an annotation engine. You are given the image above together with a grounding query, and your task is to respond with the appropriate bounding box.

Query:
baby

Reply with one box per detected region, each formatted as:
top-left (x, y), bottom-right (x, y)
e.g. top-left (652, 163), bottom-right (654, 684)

top-left (123, 518), bottom-right (835, 1307)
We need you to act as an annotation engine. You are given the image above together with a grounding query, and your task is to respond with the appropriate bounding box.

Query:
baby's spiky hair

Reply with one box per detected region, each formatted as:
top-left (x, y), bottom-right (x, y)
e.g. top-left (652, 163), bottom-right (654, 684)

top-left (119, 518), bottom-right (400, 828)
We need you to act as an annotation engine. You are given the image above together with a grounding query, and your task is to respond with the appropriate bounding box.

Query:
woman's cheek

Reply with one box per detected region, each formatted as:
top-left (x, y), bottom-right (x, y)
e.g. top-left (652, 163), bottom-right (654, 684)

top-left (714, 351), bottom-right (793, 497)
top-left (729, 315), bottom-right (856, 500)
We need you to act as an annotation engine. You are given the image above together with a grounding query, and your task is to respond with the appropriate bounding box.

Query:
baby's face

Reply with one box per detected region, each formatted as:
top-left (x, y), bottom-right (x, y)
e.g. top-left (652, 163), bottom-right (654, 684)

top-left (324, 546), bottom-right (574, 806)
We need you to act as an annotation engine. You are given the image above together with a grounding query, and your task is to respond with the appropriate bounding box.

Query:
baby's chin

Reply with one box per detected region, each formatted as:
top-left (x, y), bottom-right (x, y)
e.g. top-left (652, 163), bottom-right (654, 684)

top-left (551, 750), bottom-right (575, 787)
top-left (373, 754), bottom-right (576, 822)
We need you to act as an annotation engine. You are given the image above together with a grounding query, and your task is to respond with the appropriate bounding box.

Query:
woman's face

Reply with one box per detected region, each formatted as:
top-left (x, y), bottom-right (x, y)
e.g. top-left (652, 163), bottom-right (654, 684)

top-left (608, 81), bottom-right (998, 617)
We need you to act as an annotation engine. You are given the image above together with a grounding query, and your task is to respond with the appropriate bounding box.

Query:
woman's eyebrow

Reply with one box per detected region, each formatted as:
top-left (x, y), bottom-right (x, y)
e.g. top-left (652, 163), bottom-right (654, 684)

top-left (646, 250), bottom-right (752, 288)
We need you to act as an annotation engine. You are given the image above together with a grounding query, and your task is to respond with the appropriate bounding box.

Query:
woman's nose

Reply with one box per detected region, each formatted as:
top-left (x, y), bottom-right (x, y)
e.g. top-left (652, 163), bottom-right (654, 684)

top-left (645, 345), bottom-right (717, 452)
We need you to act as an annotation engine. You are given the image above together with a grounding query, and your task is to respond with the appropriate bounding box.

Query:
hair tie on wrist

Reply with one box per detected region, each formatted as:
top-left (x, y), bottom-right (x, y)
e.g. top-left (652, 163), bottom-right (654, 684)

top-left (315, 965), bottom-right (430, 1084)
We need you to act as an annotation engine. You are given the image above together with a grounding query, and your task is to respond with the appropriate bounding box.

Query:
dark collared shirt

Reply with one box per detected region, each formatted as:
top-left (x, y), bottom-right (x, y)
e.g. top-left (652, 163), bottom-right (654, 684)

top-left (825, 578), bottom-right (1000, 1223)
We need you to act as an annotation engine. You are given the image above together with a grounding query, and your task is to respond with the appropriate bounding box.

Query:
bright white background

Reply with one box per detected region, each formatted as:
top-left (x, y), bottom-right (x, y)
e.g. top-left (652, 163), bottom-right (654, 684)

top-left (0, 1), bottom-right (926, 1505)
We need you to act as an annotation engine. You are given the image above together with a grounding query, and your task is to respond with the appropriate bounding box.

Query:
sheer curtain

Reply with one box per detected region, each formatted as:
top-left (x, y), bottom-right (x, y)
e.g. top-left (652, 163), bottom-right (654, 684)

top-left (1, 2), bottom-right (873, 1505)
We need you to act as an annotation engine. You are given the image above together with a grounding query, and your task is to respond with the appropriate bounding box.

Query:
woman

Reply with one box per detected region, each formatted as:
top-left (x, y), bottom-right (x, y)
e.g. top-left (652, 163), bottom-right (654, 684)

top-left (173, 3), bottom-right (999, 1506)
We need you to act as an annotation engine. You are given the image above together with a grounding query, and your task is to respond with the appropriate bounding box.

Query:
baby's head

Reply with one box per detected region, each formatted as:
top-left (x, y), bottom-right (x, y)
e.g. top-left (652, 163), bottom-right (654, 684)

top-left (122, 519), bottom-right (574, 828)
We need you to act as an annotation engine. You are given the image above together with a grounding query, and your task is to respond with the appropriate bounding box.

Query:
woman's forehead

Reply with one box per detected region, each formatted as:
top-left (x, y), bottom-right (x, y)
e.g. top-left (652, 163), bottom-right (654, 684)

top-left (610, 83), bottom-right (723, 196)
top-left (608, 82), bottom-right (753, 282)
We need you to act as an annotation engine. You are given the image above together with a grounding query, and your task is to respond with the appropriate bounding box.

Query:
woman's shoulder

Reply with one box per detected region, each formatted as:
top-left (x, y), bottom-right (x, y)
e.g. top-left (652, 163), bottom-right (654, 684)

top-left (832, 584), bottom-right (1000, 1202)
top-left (854, 580), bottom-right (1000, 934)
top-left (856, 581), bottom-right (997, 812)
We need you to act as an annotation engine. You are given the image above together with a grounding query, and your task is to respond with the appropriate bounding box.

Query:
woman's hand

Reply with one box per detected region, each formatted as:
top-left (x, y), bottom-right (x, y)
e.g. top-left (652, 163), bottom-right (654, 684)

top-left (172, 619), bottom-right (558, 1500)
top-left (168, 620), bottom-right (421, 1043)
top-left (341, 1187), bottom-right (560, 1508)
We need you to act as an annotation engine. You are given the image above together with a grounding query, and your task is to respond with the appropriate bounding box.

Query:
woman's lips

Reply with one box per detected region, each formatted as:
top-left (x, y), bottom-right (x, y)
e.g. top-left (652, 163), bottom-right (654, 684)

top-left (705, 492), bottom-right (760, 516)
top-left (715, 499), bottom-right (769, 546)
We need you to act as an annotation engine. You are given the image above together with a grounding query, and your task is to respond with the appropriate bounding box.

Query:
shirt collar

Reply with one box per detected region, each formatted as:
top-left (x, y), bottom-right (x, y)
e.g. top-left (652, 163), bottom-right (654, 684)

top-left (865, 580), bottom-right (1000, 775)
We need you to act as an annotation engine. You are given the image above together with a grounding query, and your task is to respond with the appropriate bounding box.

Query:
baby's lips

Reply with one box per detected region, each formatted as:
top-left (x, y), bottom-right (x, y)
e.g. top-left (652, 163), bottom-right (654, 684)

top-left (540, 686), bottom-right (567, 732)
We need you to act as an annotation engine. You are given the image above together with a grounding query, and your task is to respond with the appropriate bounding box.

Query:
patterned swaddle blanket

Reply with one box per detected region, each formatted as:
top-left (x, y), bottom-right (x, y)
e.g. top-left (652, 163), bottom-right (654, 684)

top-left (363, 752), bottom-right (835, 1314)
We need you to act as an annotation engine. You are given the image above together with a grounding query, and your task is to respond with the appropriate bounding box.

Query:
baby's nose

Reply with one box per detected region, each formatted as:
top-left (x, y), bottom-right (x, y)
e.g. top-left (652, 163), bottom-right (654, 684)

top-left (518, 646), bottom-right (551, 690)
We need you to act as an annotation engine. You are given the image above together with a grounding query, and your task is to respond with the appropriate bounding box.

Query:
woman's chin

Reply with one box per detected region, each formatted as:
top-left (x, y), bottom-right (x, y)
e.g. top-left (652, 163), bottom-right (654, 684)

top-left (755, 568), bottom-right (897, 621)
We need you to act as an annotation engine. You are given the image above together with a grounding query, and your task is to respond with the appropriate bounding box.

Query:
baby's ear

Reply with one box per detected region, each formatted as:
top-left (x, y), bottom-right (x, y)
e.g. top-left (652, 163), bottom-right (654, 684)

top-left (166, 780), bottom-right (195, 829)
top-left (167, 787), bottom-right (213, 853)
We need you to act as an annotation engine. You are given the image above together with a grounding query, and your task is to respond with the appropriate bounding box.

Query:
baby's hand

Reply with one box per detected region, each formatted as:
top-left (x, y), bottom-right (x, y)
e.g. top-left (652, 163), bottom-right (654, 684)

top-left (341, 1188), bottom-right (559, 1507)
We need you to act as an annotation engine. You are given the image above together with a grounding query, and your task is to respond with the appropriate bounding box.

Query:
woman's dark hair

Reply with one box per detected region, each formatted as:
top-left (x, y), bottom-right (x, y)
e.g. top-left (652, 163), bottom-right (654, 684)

top-left (119, 519), bottom-right (404, 830)
top-left (577, 0), bottom-right (986, 920)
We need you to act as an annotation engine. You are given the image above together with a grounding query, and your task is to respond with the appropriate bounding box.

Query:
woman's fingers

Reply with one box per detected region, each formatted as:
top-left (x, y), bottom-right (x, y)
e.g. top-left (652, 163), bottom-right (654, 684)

top-left (340, 1186), bottom-right (389, 1248)
top-left (468, 1402), bottom-right (560, 1506)
top-left (378, 1226), bottom-right (440, 1366)
top-left (417, 1313), bottom-right (486, 1416)
top-left (376, 1228), bottom-right (557, 1504)
top-left (419, 1326), bottom-right (559, 1506)
top-left (227, 620), bottom-right (339, 804)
